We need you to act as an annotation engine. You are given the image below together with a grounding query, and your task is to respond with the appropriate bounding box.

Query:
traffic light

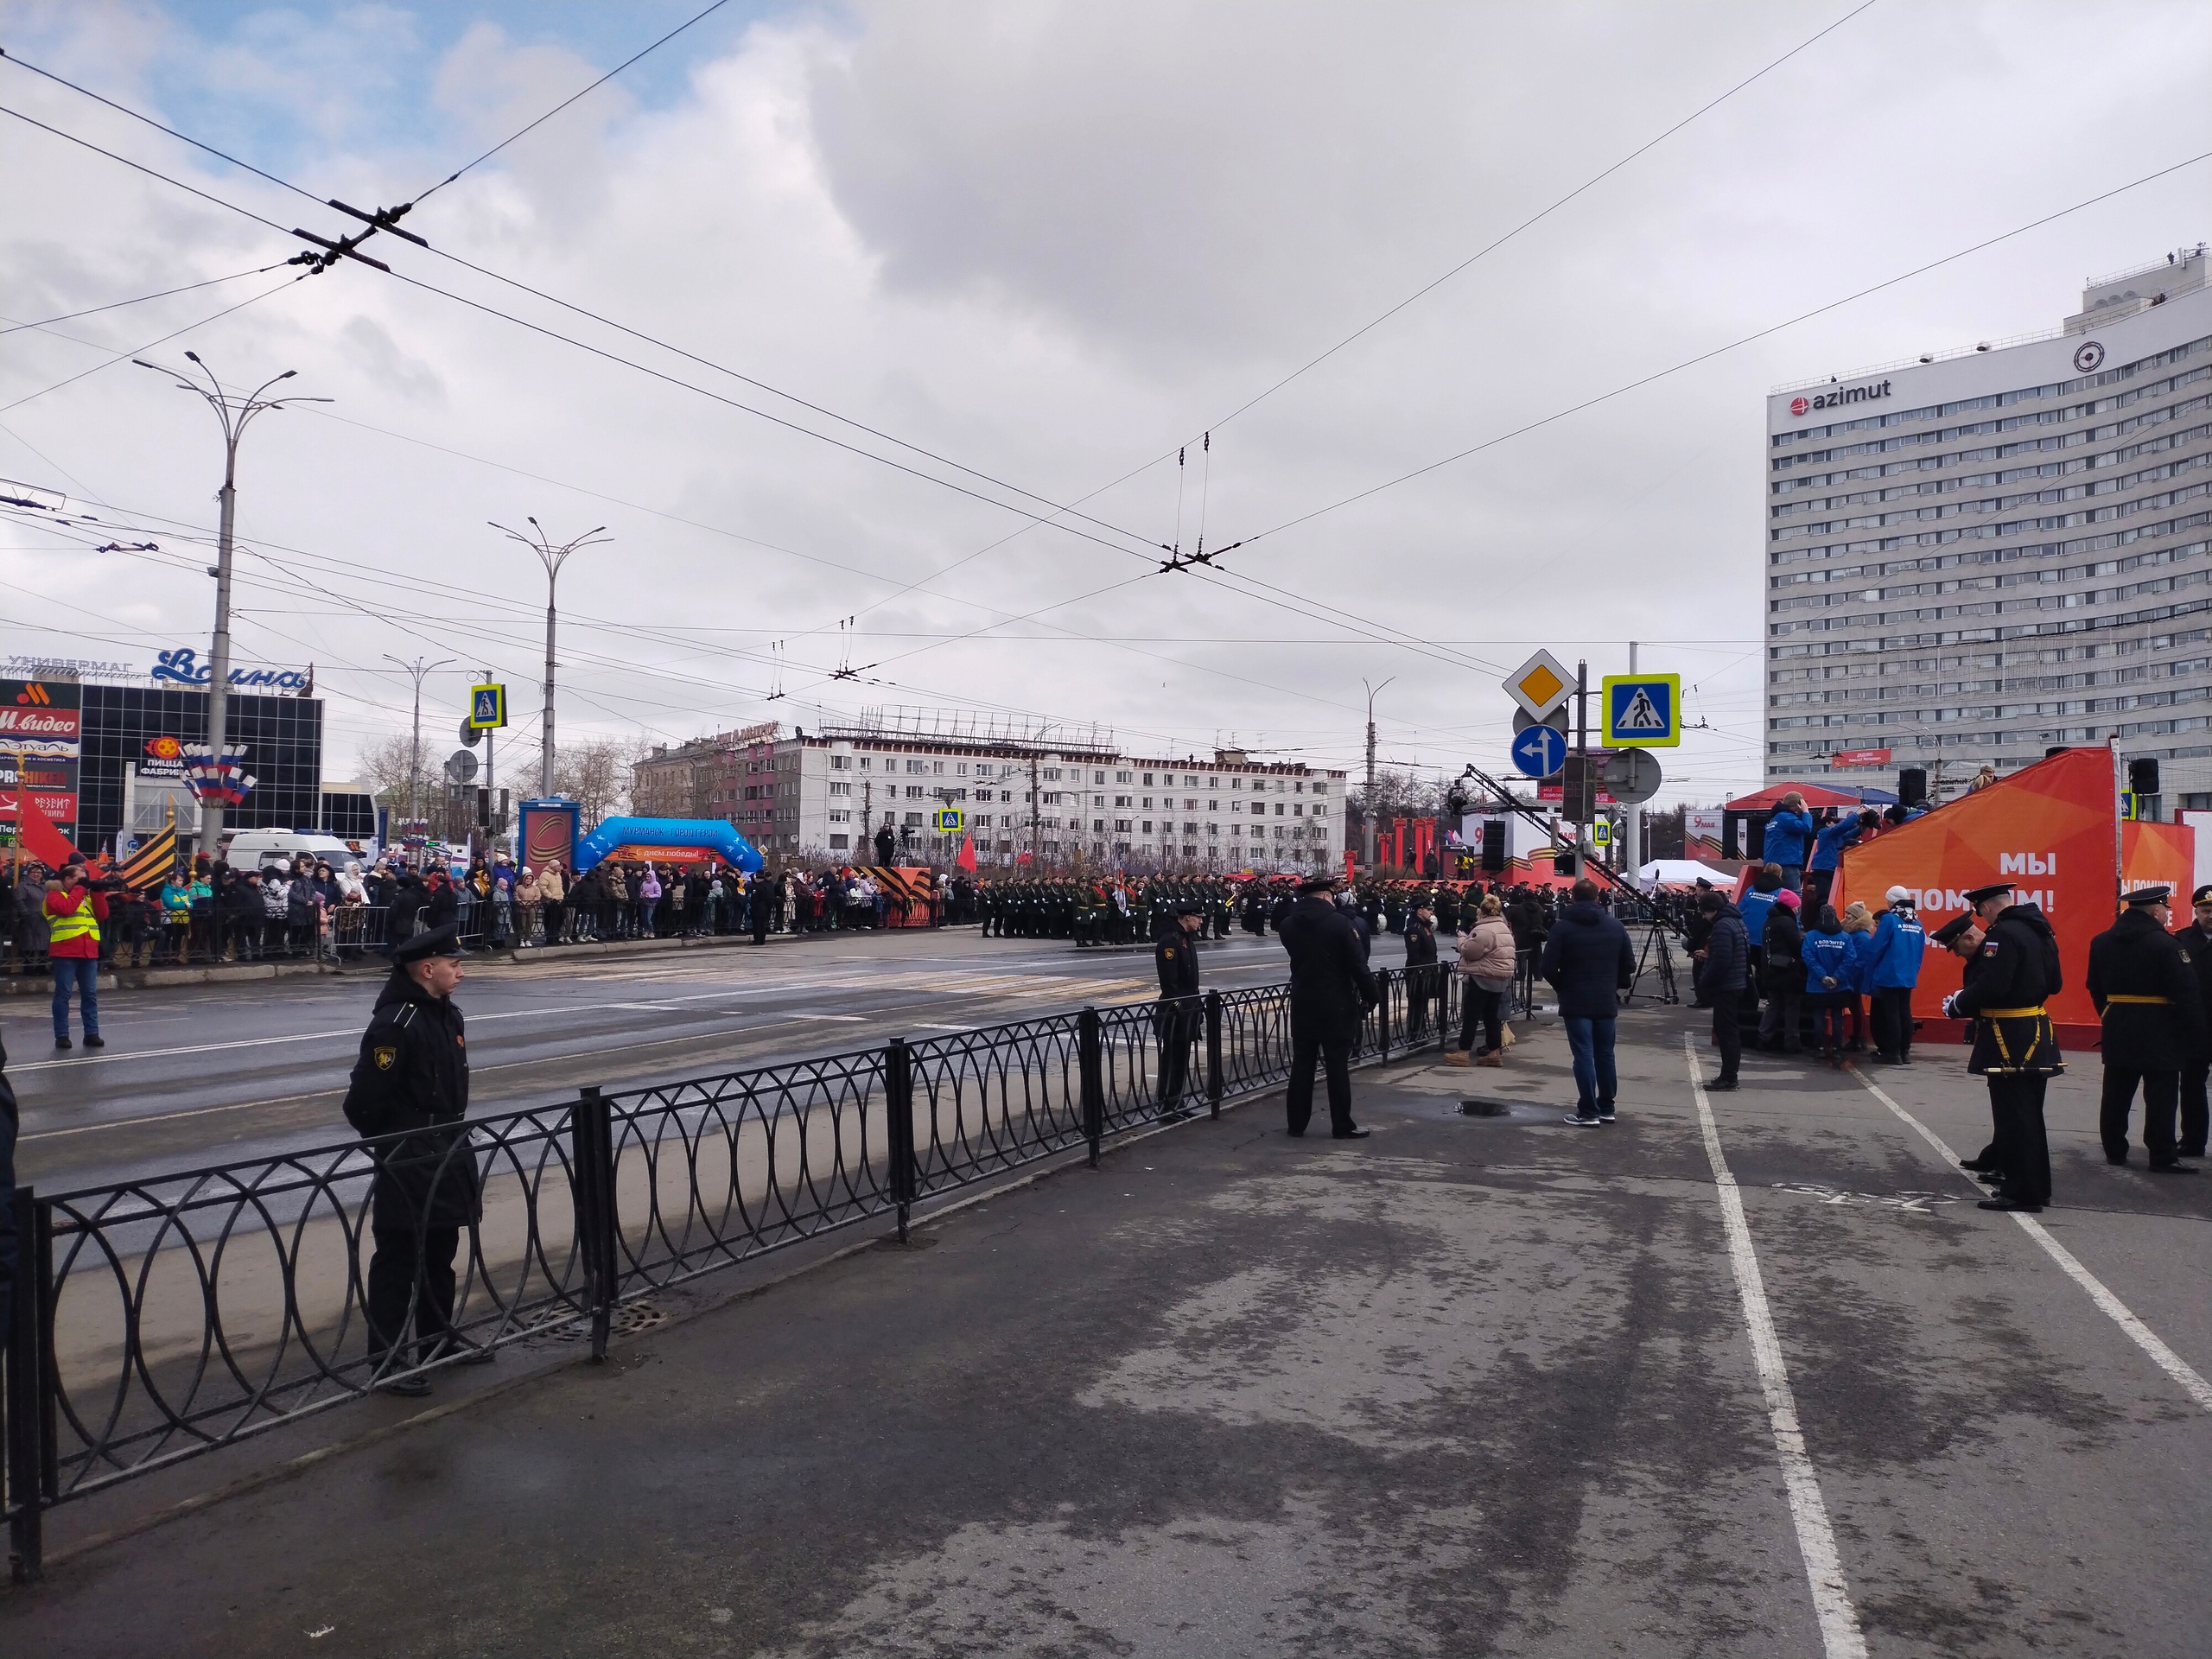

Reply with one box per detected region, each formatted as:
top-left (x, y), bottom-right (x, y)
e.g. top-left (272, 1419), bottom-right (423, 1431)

top-left (2129, 757), bottom-right (2161, 796)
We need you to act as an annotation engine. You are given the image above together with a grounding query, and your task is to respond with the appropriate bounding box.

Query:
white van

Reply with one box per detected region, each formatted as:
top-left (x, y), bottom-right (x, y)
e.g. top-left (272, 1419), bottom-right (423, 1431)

top-left (221, 830), bottom-right (371, 872)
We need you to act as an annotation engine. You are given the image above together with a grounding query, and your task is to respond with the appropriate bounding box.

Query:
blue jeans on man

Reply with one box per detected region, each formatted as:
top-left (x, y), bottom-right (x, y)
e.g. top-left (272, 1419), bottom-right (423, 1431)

top-left (52, 956), bottom-right (99, 1043)
top-left (1563, 1016), bottom-right (1617, 1120)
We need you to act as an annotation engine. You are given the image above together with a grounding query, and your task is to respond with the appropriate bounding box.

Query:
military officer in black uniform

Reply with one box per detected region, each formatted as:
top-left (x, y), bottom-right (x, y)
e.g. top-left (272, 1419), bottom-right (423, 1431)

top-left (342, 924), bottom-right (491, 1395)
top-left (1402, 896), bottom-right (1440, 1042)
top-left (1942, 880), bottom-right (2064, 1212)
top-left (1150, 902), bottom-right (1203, 1123)
top-left (2174, 883), bottom-right (2212, 1159)
top-left (1154, 899), bottom-right (1206, 1122)
top-left (2087, 885), bottom-right (2207, 1172)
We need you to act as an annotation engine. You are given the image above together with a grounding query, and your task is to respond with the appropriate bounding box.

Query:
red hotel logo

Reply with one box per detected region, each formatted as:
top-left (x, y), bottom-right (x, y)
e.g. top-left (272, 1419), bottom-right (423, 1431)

top-left (1788, 378), bottom-right (1892, 421)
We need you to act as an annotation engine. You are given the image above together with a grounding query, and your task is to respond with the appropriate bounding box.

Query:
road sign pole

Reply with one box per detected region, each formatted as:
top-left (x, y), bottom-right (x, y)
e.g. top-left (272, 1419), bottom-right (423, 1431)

top-left (1627, 640), bottom-right (1640, 877)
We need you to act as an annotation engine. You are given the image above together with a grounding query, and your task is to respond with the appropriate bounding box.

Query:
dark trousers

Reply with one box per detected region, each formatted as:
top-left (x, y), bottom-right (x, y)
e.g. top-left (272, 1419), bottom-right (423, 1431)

top-left (1287, 1033), bottom-right (1355, 1136)
top-left (1154, 1005), bottom-right (1196, 1111)
top-left (1711, 1001), bottom-right (1741, 1084)
top-left (2183, 1061), bottom-right (2210, 1157)
top-left (1405, 972), bottom-right (1437, 1040)
top-left (1459, 986), bottom-right (1503, 1054)
top-left (2101, 1065), bottom-right (2181, 1164)
top-left (1989, 1073), bottom-right (2052, 1206)
top-left (1758, 989), bottom-right (1802, 1051)
top-left (1872, 986), bottom-right (1915, 1059)
top-left (366, 1224), bottom-right (461, 1364)
top-left (1802, 868), bottom-right (1836, 916)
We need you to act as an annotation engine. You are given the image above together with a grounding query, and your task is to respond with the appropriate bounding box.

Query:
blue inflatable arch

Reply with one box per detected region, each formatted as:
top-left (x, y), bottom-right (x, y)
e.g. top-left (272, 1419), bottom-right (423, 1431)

top-left (571, 816), bottom-right (764, 875)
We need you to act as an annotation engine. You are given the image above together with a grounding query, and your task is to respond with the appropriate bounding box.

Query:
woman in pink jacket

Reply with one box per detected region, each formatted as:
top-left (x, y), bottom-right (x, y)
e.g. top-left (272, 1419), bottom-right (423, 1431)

top-left (1449, 893), bottom-right (1519, 1067)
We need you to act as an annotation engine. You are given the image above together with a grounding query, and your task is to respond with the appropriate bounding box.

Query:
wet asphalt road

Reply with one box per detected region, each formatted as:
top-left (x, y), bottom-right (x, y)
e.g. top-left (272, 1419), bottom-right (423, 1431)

top-left (6, 929), bottom-right (1314, 1192)
top-left (9, 1005), bottom-right (2208, 1657)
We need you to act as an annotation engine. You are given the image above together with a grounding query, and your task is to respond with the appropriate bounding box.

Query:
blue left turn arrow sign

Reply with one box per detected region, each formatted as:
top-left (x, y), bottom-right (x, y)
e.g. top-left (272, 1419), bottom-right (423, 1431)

top-left (1511, 723), bottom-right (1567, 779)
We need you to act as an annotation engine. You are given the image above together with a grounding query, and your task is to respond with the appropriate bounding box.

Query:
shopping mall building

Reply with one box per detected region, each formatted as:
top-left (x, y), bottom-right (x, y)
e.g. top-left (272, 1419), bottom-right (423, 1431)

top-left (0, 655), bottom-right (365, 858)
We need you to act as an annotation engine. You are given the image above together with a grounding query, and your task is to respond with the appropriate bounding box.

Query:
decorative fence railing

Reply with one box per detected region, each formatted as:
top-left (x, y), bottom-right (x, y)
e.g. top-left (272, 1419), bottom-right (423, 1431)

top-left (3, 961), bottom-right (1497, 1580)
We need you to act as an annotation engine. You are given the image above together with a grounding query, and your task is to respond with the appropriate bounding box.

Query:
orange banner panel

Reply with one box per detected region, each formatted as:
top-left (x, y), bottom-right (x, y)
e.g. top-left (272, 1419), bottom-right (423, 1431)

top-left (1833, 748), bottom-right (2163, 1038)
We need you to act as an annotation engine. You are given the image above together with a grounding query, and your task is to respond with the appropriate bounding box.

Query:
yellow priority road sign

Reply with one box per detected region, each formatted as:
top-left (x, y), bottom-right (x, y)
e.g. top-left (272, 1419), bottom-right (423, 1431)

top-left (1503, 649), bottom-right (1573, 721)
top-left (932, 807), bottom-right (966, 832)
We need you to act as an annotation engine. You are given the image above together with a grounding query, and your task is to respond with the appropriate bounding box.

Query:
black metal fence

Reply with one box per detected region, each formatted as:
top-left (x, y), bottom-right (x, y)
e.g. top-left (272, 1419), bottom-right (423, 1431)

top-left (3, 961), bottom-right (1513, 1580)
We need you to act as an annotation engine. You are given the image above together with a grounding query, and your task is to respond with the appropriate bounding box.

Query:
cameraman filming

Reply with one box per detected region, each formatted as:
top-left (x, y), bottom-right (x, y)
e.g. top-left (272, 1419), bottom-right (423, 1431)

top-left (46, 858), bottom-right (109, 1051)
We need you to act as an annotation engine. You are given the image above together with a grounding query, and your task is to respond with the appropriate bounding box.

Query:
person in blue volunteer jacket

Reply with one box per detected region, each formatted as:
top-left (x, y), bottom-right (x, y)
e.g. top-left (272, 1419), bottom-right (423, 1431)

top-left (1760, 794), bottom-right (1816, 890)
top-left (1802, 905), bottom-right (1857, 1066)
top-left (1862, 886), bottom-right (1927, 1065)
top-left (1738, 864), bottom-right (1786, 950)
top-left (1840, 900), bottom-right (1878, 1052)
top-left (1806, 809), bottom-right (1880, 915)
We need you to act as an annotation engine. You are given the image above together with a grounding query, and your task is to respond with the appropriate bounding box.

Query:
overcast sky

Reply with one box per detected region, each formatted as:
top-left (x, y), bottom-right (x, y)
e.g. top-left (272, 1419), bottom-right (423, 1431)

top-left (2, 0), bottom-right (2206, 803)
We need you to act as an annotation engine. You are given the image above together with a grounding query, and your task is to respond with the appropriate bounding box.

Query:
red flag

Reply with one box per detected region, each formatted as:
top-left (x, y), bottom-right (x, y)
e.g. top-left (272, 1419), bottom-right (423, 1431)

top-left (6, 782), bottom-right (81, 868)
top-left (956, 832), bottom-right (977, 873)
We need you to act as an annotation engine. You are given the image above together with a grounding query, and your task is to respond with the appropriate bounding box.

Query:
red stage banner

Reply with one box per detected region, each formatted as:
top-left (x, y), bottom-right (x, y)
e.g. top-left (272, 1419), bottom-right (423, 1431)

top-left (1834, 748), bottom-right (2193, 1042)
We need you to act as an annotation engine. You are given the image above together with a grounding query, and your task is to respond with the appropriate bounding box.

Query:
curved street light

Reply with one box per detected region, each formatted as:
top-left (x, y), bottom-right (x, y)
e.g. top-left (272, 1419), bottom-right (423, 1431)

top-left (134, 353), bottom-right (328, 855)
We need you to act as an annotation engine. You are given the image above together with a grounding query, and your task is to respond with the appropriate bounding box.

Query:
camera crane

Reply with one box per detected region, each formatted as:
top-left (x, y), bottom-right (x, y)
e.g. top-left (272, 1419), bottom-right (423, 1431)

top-left (1445, 761), bottom-right (1683, 1007)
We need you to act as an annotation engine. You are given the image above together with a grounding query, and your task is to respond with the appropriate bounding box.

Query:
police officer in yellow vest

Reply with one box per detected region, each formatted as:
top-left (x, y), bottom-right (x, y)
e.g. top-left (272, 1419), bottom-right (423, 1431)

top-left (2087, 886), bottom-right (2207, 1172)
top-left (44, 861), bottom-right (109, 1051)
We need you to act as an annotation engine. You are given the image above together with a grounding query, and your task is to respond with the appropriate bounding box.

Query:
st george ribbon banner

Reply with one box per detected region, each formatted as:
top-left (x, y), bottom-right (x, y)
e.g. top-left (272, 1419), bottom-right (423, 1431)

top-left (1827, 747), bottom-right (1892, 768)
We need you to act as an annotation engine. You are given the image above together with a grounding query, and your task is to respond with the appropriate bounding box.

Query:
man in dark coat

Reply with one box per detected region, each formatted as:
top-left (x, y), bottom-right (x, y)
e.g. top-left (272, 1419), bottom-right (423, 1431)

top-left (2086, 886), bottom-right (2206, 1172)
top-left (1944, 880), bottom-right (2065, 1211)
top-left (1277, 876), bottom-right (1380, 1138)
top-left (341, 924), bottom-right (490, 1394)
top-left (1154, 899), bottom-right (1206, 1122)
top-left (1537, 878), bottom-right (1637, 1124)
top-left (1402, 898), bottom-right (1440, 1041)
top-left (2174, 884), bottom-right (2212, 1159)
top-left (0, 1033), bottom-right (16, 1348)
top-left (1694, 890), bottom-right (1748, 1090)
top-left (386, 872), bottom-right (427, 945)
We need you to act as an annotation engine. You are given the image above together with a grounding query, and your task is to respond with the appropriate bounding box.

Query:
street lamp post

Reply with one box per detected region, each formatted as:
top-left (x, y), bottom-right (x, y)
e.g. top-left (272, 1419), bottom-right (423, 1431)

top-left (135, 353), bottom-right (326, 856)
top-left (492, 518), bottom-right (610, 798)
top-left (1360, 676), bottom-right (1395, 873)
top-left (385, 655), bottom-right (454, 831)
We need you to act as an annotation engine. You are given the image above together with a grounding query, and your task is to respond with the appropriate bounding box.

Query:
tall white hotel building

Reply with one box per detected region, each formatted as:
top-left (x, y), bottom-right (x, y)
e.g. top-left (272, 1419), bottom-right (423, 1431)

top-left (1764, 244), bottom-right (2211, 804)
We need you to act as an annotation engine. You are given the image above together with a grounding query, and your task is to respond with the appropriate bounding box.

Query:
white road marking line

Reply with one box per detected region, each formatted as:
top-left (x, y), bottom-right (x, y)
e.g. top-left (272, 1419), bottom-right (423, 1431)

top-left (1684, 1037), bottom-right (1867, 1659)
top-left (1847, 1064), bottom-right (2212, 1414)
top-left (787, 1014), bottom-right (867, 1022)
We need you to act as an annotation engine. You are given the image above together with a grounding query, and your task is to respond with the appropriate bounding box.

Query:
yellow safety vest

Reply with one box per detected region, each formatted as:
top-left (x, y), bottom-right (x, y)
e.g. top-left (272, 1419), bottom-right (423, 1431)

top-left (48, 888), bottom-right (101, 946)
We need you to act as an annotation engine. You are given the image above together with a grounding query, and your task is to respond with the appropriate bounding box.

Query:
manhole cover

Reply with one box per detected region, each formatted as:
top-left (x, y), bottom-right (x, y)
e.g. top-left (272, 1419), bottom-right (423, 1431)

top-left (512, 1300), bottom-right (669, 1347)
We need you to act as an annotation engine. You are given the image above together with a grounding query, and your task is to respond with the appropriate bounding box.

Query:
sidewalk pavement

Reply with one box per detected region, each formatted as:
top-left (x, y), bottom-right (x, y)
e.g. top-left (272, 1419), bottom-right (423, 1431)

top-left (8, 1006), bottom-right (2209, 1657)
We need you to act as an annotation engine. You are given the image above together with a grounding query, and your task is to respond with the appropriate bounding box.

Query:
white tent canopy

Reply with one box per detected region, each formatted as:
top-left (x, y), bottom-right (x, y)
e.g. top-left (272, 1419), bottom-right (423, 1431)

top-left (1637, 858), bottom-right (1732, 891)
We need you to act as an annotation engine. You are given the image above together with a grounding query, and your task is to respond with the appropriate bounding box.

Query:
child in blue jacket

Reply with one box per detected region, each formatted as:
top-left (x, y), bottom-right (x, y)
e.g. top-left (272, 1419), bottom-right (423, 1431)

top-left (1862, 887), bottom-right (1927, 1063)
top-left (1841, 901), bottom-right (1878, 1052)
top-left (1802, 905), bottom-right (1856, 1065)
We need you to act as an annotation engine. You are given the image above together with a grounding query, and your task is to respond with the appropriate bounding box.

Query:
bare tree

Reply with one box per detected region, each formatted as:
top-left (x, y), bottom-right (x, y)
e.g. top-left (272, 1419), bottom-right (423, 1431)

top-left (555, 737), bottom-right (645, 824)
top-left (1345, 766), bottom-right (1446, 853)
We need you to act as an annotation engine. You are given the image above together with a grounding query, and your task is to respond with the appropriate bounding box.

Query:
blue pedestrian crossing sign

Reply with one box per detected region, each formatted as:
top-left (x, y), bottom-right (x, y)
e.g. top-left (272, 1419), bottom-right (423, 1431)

top-left (932, 807), bottom-right (966, 832)
top-left (467, 683), bottom-right (508, 730)
top-left (1510, 722), bottom-right (1568, 779)
top-left (1601, 674), bottom-right (1680, 748)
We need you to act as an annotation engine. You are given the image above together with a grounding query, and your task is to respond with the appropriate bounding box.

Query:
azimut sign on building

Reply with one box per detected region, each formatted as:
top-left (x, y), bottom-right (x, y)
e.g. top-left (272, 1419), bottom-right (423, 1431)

top-left (1787, 378), bottom-right (1892, 418)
